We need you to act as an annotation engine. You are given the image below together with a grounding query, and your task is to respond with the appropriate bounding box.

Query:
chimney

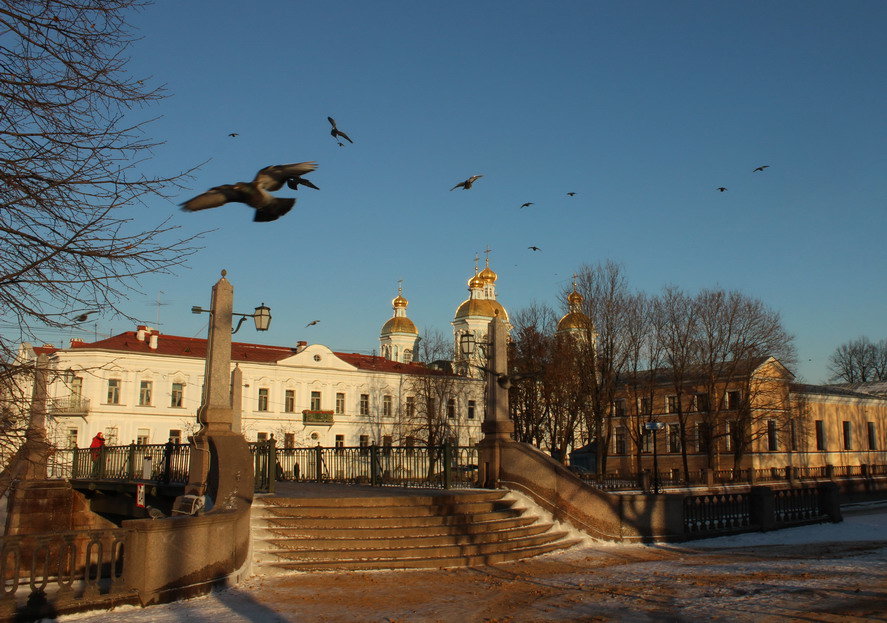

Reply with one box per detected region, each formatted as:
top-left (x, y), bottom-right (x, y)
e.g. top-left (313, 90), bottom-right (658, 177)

top-left (149, 331), bottom-right (159, 350)
top-left (296, 340), bottom-right (308, 353)
top-left (136, 325), bottom-right (148, 341)
top-left (70, 338), bottom-right (84, 348)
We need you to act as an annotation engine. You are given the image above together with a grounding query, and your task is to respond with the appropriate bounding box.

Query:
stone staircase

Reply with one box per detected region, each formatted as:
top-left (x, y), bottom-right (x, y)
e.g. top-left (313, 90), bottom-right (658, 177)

top-left (250, 489), bottom-right (579, 573)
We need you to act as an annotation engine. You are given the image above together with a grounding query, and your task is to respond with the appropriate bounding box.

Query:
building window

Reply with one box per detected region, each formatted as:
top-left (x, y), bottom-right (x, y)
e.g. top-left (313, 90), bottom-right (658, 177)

top-left (336, 392), bottom-right (345, 415)
top-left (70, 376), bottom-right (83, 401)
top-left (256, 432), bottom-right (268, 442)
top-left (694, 393), bottom-right (709, 413)
top-left (383, 395), bottom-right (393, 417)
top-left (107, 379), bottom-right (121, 404)
top-left (403, 349), bottom-right (412, 363)
top-left (666, 395), bottom-right (678, 414)
top-left (767, 420), bottom-right (778, 451)
top-left (283, 433), bottom-right (294, 448)
top-left (868, 422), bottom-right (877, 450)
top-left (66, 428), bottom-right (78, 448)
top-left (447, 398), bottom-right (456, 419)
top-left (726, 390), bottom-right (741, 410)
top-left (842, 421), bottom-right (852, 450)
top-left (815, 420), bottom-right (826, 451)
top-left (171, 383), bottom-right (184, 407)
top-left (382, 435), bottom-right (392, 454)
top-left (612, 399), bottom-right (626, 417)
top-left (104, 427), bottom-right (118, 445)
top-left (359, 393), bottom-right (369, 416)
top-left (642, 429), bottom-right (653, 453)
top-left (169, 429), bottom-right (182, 444)
top-left (467, 400), bottom-right (476, 420)
top-left (406, 396), bottom-right (415, 418)
top-left (335, 434), bottom-right (344, 449)
top-left (258, 388), bottom-right (269, 411)
top-left (359, 435), bottom-right (370, 449)
top-left (668, 424), bottom-right (681, 453)
top-left (638, 397), bottom-right (652, 415)
top-left (615, 427), bottom-right (626, 455)
top-left (136, 428), bottom-right (150, 445)
top-left (284, 389), bottom-right (295, 413)
top-left (696, 422), bottom-right (711, 454)
top-left (311, 391), bottom-right (322, 411)
top-left (725, 422), bottom-right (733, 452)
top-left (138, 380), bottom-right (153, 406)
top-left (789, 420), bottom-right (798, 451)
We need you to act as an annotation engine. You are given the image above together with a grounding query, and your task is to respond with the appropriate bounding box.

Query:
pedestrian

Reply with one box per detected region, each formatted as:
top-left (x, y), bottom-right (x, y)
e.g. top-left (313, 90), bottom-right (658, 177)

top-left (89, 431), bottom-right (105, 476)
top-left (162, 437), bottom-right (175, 483)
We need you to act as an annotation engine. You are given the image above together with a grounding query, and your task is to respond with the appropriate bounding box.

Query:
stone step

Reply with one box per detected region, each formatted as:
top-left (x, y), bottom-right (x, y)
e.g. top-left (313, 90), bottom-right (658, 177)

top-left (259, 508), bottom-right (523, 530)
top-left (260, 491), bottom-right (505, 508)
top-left (258, 499), bottom-right (513, 519)
top-left (265, 538), bottom-right (582, 572)
top-left (266, 530), bottom-right (568, 563)
top-left (256, 515), bottom-right (538, 539)
top-left (262, 522), bottom-right (555, 551)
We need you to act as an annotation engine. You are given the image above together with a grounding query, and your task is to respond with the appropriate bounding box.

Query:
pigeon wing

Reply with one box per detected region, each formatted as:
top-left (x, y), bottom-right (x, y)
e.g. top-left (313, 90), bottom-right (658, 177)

top-left (181, 185), bottom-right (247, 211)
top-left (255, 162), bottom-right (318, 191)
top-left (253, 197), bottom-right (296, 222)
top-left (336, 130), bottom-right (354, 143)
top-left (328, 116), bottom-right (337, 128)
top-left (286, 177), bottom-right (320, 191)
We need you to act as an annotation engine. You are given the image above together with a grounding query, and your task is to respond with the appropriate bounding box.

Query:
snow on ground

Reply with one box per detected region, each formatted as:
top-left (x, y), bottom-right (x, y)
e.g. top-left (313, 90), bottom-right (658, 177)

top-left (55, 503), bottom-right (887, 623)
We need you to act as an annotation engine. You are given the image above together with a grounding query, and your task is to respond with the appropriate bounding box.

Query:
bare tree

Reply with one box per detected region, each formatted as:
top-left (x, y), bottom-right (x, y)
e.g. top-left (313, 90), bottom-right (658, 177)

top-left (828, 337), bottom-right (887, 383)
top-left (0, 1), bottom-right (201, 471)
top-left (0, 0), bottom-right (200, 357)
top-left (508, 304), bottom-right (555, 448)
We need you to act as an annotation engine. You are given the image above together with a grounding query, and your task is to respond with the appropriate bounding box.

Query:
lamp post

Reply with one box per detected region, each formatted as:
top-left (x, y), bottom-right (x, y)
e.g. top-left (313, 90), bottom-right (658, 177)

top-left (644, 420), bottom-right (665, 494)
top-left (176, 270), bottom-right (269, 512)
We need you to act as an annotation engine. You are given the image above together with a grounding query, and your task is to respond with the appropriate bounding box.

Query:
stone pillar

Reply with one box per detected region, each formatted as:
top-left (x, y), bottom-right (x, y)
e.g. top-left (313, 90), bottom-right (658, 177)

top-left (23, 354), bottom-right (53, 479)
top-left (749, 485), bottom-right (775, 532)
top-left (230, 364), bottom-right (243, 435)
top-left (477, 314), bottom-right (514, 489)
top-left (196, 272), bottom-right (234, 434)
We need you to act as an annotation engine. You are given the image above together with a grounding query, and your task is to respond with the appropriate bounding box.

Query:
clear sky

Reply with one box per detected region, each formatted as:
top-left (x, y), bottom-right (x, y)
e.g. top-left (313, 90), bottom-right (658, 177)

top-left (21, 1), bottom-right (887, 384)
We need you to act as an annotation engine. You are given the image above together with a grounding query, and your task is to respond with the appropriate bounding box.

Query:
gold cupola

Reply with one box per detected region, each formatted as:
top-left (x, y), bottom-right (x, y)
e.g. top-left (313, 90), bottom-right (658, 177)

top-left (557, 278), bottom-right (592, 335)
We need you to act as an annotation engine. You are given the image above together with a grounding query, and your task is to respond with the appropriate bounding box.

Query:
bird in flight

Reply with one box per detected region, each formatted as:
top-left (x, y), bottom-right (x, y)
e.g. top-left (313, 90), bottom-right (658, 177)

top-left (328, 117), bottom-right (353, 146)
top-left (566, 192), bottom-right (576, 197)
top-left (753, 165), bottom-right (770, 172)
top-left (72, 311), bottom-right (98, 323)
top-left (180, 162), bottom-right (318, 222)
top-left (528, 246), bottom-right (541, 252)
top-left (520, 202), bottom-right (534, 209)
top-left (716, 187), bottom-right (728, 192)
top-left (451, 175), bottom-right (483, 190)
top-left (305, 320), bottom-right (320, 327)
top-left (228, 133), bottom-right (238, 138)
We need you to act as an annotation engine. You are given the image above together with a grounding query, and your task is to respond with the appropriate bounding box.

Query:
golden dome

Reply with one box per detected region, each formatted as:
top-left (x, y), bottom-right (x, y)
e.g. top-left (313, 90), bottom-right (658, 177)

top-left (392, 294), bottom-right (408, 309)
top-left (478, 266), bottom-right (497, 283)
top-left (467, 274), bottom-right (484, 289)
top-left (455, 298), bottom-right (509, 321)
top-left (557, 311), bottom-right (591, 332)
top-left (381, 316), bottom-right (418, 335)
top-left (568, 290), bottom-right (584, 305)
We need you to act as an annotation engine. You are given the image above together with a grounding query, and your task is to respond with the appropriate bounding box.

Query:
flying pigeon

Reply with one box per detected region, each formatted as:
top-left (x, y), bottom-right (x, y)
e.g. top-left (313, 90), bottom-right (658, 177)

top-left (528, 246), bottom-right (541, 252)
top-left (180, 162), bottom-right (318, 222)
top-left (72, 311), bottom-right (98, 322)
top-left (520, 202), bottom-right (534, 209)
top-left (451, 175), bottom-right (483, 190)
top-left (228, 133), bottom-right (238, 138)
top-left (566, 192), bottom-right (576, 197)
top-left (305, 320), bottom-right (320, 327)
top-left (328, 117), bottom-right (353, 145)
top-left (753, 165), bottom-right (770, 172)
top-left (717, 187), bottom-right (728, 192)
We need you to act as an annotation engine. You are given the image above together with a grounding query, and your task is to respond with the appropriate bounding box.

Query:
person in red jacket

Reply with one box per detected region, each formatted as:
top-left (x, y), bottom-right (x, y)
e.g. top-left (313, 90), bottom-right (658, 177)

top-left (89, 431), bottom-right (105, 475)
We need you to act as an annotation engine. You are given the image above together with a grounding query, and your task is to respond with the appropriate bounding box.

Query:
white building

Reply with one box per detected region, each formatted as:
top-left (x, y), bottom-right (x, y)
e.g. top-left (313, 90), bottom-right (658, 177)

top-left (14, 261), bottom-right (511, 451)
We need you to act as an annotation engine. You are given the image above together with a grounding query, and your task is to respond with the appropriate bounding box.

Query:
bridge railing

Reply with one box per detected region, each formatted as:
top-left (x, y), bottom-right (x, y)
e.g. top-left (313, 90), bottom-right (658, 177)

top-left (53, 444), bottom-right (191, 484)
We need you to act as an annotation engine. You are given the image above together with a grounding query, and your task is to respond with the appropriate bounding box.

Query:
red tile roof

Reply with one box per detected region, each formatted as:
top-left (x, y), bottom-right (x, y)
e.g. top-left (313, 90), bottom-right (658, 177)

top-left (63, 331), bottom-right (453, 377)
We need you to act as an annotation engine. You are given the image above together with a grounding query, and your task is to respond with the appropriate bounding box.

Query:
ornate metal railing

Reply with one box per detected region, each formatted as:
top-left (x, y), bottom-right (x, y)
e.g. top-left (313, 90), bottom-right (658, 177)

top-left (261, 443), bottom-right (479, 490)
top-left (0, 529), bottom-right (135, 615)
top-left (683, 492), bottom-right (751, 534)
top-left (64, 444), bottom-right (190, 484)
top-left (773, 487), bottom-right (824, 524)
top-left (301, 410), bottom-right (334, 425)
top-left (46, 396), bottom-right (90, 416)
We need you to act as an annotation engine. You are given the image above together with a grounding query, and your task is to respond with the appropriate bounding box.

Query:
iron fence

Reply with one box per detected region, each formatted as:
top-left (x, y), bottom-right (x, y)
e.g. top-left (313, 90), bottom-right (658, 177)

top-left (261, 443), bottom-right (479, 490)
top-left (67, 444), bottom-right (190, 484)
top-left (683, 492), bottom-right (751, 534)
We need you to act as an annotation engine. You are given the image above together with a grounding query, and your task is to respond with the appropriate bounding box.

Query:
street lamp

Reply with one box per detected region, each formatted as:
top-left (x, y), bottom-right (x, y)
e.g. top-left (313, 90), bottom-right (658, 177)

top-left (644, 420), bottom-right (666, 494)
top-left (192, 302), bottom-right (272, 334)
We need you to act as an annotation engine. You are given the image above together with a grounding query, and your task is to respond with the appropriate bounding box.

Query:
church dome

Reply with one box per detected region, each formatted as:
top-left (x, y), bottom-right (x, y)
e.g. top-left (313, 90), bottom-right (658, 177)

top-left (557, 311), bottom-right (591, 332)
top-left (392, 294), bottom-right (408, 309)
top-left (478, 266), bottom-right (497, 283)
top-left (454, 298), bottom-right (509, 322)
top-left (381, 316), bottom-right (418, 335)
top-left (467, 274), bottom-right (484, 289)
top-left (568, 289), bottom-right (584, 305)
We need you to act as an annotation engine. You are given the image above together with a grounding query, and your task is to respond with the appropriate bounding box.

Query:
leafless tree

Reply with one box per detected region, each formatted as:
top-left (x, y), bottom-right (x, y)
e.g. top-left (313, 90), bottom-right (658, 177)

top-left (508, 304), bottom-right (556, 448)
top-left (0, 0), bottom-right (201, 471)
top-left (828, 337), bottom-right (887, 383)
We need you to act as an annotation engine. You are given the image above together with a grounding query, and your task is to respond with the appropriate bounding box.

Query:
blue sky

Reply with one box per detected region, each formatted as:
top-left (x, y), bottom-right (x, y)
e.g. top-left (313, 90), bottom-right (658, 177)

top-left (25, 1), bottom-right (887, 383)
